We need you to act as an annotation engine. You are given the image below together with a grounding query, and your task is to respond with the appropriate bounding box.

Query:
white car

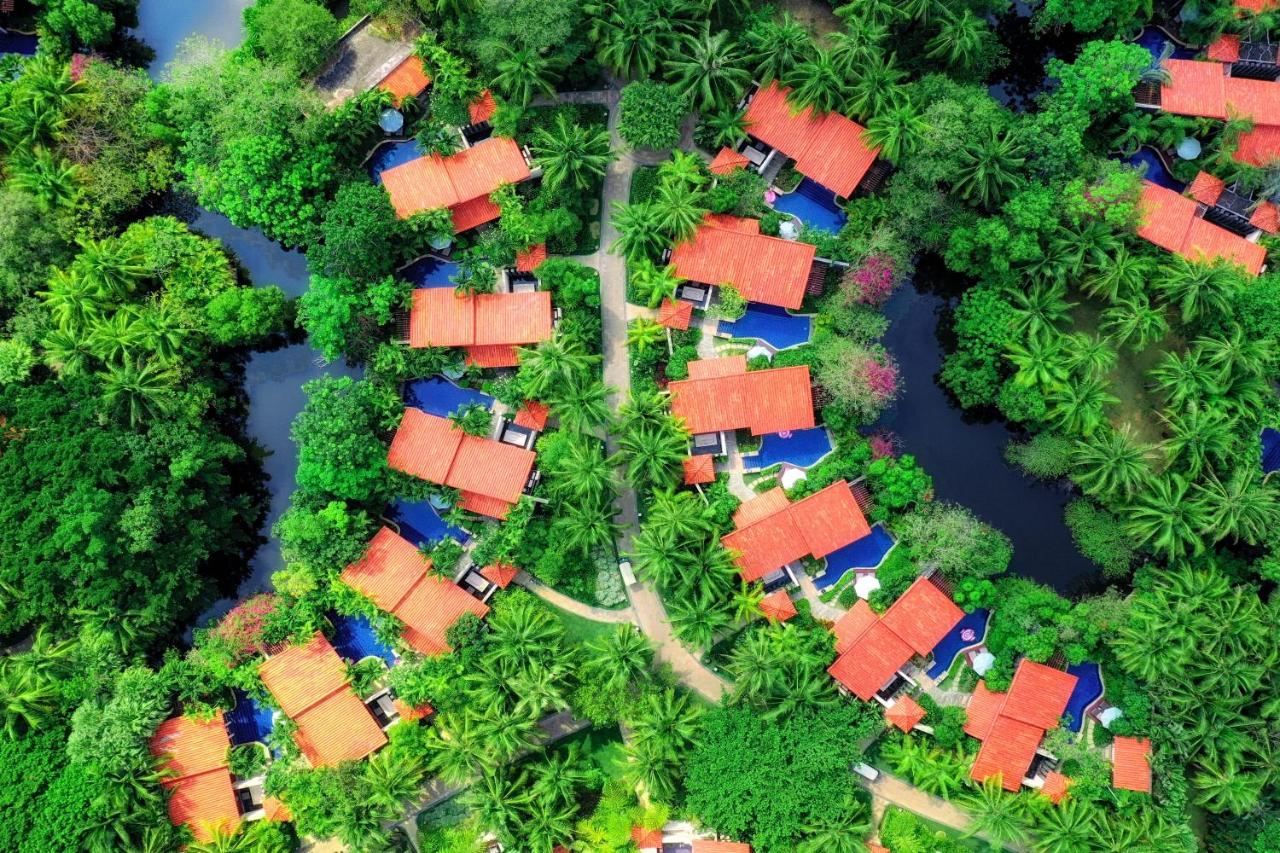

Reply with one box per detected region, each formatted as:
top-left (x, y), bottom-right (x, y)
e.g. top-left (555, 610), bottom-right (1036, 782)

top-left (618, 557), bottom-right (637, 587)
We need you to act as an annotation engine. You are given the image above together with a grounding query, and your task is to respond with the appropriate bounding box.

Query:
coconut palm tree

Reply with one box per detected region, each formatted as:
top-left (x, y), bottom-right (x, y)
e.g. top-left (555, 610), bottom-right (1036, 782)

top-left (743, 13), bottom-right (810, 83)
top-left (1083, 246), bottom-right (1154, 303)
top-left (1006, 334), bottom-right (1069, 391)
top-left (1032, 798), bottom-right (1096, 853)
top-left (364, 748), bottom-right (426, 811)
top-left (610, 201), bottom-right (666, 262)
top-left (511, 660), bottom-right (572, 716)
top-left (629, 259), bottom-right (684, 309)
top-left (627, 318), bottom-right (666, 355)
top-left (476, 703), bottom-right (541, 763)
top-left (7, 147), bottom-right (81, 212)
top-left (1156, 256), bottom-right (1244, 324)
top-left (1123, 472), bottom-right (1205, 560)
top-left (652, 180), bottom-right (708, 242)
top-left (1063, 333), bottom-right (1118, 380)
top-left (1192, 756), bottom-right (1266, 814)
top-left (828, 21), bottom-right (889, 78)
top-left (834, 0), bottom-right (900, 27)
top-left (522, 789), bottom-right (579, 851)
top-left (630, 687), bottom-right (703, 755)
top-left (425, 711), bottom-right (487, 783)
top-left (629, 524), bottom-right (691, 589)
top-left (900, 0), bottom-right (941, 24)
top-left (624, 736), bottom-right (679, 803)
top-left (101, 357), bottom-right (177, 428)
top-left (73, 236), bottom-right (148, 299)
top-left (668, 587), bottom-right (731, 649)
top-left (488, 599), bottom-right (562, 672)
top-left (1158, 404), bottom-right (1236, 479)
top-left (87, 308), bottom-right (143, 367)
top-left (730, 581), bottom-right (764, 623)
top-left (583, 624), bottom-right (652, 691)
top-left (1194, 328), bottom-right (1273, 378)
top-left (134, 303), bottom-right (188, 366)
top-left (1073, 425), bottom-right (1154, 500)
top-left (846, 52), bottom-right (906, 121)
top-left (532, 114), bottom-right (614, 192)
top-left (863, 98), bottom-right (929, 165)
top-left (545, 435), bottom-right (616, 504)
top-left (619, 420), bottom-right (686, 491)
top-left (1052, 220), bottom-right (1122, 281)
top-left (466, 769), bottom-right (531, 842)
top-left (1148, 349), bottom-right (1222, 412)
top-left (555, 499), bottom-right (619, 555)
top-left (1194, 468), bottom-right (1279, 545)
top-left (40, 268), bottom-right (101, 333)
top-left (0, 660), bottom-right (60, 739)
top-left (493, 46), bottom-right (562, 106)
top-left (926, 9), bottom-right (990, 72)
top-left (548, 376), bottom-right (613, 434)
top-left (518, 332), bottom-right (599, 398)
top-left (647, 487), bottom-right (713, 540)
top-left (726, 628), bottom-right (779, 704)
top-left (961, 777), bottom-right (1030, 848)
top-left (666, 27), bottom-right (751, 114)
top-left (1009, 280), bottom-right (1075, 341)
top-left (700, 107), bottom-right (749, 150)
top-left (797, 796), bottom-right (872, 853)
top-left (786, 49), bottom-right (848, 114)
top-left (952, 126), bottom-right (1024, 208)
top-left (659, 149), bottom-right (709, 189)
top-left (617, 388), bottom-right (671, 432)
top-left (1100, 295), bottom-right (1169, 352)
top-left (1048, 375), bottom-right (1117, 436)
top-left (594, 3), bottom-right (668, 79)
top-left (0, 55), bottom-right (85, 147)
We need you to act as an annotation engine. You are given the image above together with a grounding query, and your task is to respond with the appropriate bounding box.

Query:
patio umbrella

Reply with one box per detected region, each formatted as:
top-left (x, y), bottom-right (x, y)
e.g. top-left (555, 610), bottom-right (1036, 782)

top-left (1098, 707), bottom-right (1124, 729)
top-left (379, 108), bottom-right (405, 134)
top-left (745, 344), bottom-right (773, 361)
top-left (780, 466), bottom-right (807, 489)
top-left (971, 651), bottom-right (995, 675)
top-left (853, 573), bottom-right (881, 599)
top-left (1176, 137), bottom-right (1202, 160)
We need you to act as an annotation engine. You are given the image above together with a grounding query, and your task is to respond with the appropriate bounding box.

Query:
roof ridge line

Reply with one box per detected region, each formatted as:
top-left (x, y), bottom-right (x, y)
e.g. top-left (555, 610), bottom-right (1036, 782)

top-left (293, 681), bottom-right (359, 721)
top-left (166, 763), bottom-right (234, 784)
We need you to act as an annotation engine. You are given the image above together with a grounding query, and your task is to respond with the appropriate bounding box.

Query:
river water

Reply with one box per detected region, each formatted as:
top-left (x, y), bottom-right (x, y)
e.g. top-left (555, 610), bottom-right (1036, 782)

top-left (131, 5), bottom-right (360, 627)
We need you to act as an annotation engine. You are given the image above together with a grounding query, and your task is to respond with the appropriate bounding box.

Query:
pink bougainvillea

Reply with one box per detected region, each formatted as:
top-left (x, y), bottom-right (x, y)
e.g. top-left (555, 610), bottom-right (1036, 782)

top-left (215, 593), bottom-right (280, 661)
top-left (69, 53), bottom-right (89, 82)
top-left (863, 357), bottom-right (899, 402)
top-left (868, 430), bottom-right (898, 460)
top-left (844, 254), bottom-right (897, 307)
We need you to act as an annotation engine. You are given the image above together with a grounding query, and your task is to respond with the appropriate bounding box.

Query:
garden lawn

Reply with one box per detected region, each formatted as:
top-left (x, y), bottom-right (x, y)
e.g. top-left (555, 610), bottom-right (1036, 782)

top-left (547, 603), bottom-right (618, 645)
top-left (880, 806), bottom-right (1009, 852)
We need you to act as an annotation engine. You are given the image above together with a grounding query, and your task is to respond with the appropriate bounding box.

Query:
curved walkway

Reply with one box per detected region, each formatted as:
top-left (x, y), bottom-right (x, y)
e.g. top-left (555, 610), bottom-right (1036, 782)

top-left (514, 571), bottom-right (635, 623)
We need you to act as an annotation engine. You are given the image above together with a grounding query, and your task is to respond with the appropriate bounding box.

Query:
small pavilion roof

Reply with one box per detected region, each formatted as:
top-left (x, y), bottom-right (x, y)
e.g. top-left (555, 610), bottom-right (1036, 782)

top-left (682, 454), bottom-right (716, 485)
top-left (377, 55), bottom-right (431, 105)
top-left (393, 697), bottom-right (435, 722)
top-left (722, 481), bottom-right (870, 582)
top-left (657, 298), bottom-right (694, 331)
top-left (631, 826), bottom-right (663, 849)
top-left (1252, 201), bottom-right (1280, 233)
top-left (669, 214), bottom-right (817, 309)
top-left (380, 137), bottom-right (530, 221)
top-left (1112, 736), bottom-right (1153, 792)
top-left (515, 243), bottom-right (547, 272)
top-left (885, 694), bottom-right (927, 733)
top-left (1041, 771), bottom-right (1072, 805)
top-left (669, 361), bottom-right (814, 436)
top-left (759, 589), bottom-right (798, 622)
top-left (481, 562), bottom-right (520, 589)
top-left (514, 400), bottom-right (550, 431)
top-left (469, 89), bottom-right (498, 124)
top-left (709, 147), bottom-right (750, 175)
top-left (1206, 34), bottom-right (1241, 63)
top-left (1187, 171), bottom-right (1225, 205)
top-left (692, 842), bottom-right (751, 853)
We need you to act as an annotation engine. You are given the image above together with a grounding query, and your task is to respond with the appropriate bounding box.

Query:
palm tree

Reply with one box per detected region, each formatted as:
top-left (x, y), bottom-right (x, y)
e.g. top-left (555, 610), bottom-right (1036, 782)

top-left (1048, 375), bottom-right (1118, 436)
top-left (624, 736), bottom-right (679, 803)
top-left (1073, 425), bottom-right (1154, 500)
top-left (627, 318), bottom-right (666, 355)
top-left (1193, 469), bottom-right (1279, 545)
top-left (743, 13), bottom-right (810, 83)
top-left (961, 777), bottom-right (1030, 848)
top-left (1083, 246), bottom-right (1154, 303)
top-left (629, 525), bottom-right (691, 589)
top-left (1158, 404), bottom-right (1235, 478)
top-left (511, 660), bottom-right (572, 717)
top-left (488, 599), bottom-right (562, 672)
top-left (493, 46), bottom-right (562, 106)
top-left (630, 687), bottom-right (703, 755)
top-left (797, 795), bottom-right (872, 852)
top-left (845, 53), bottom-right (906, 121)
top-left (863, 98), bottom-right (929, 165)
top-left (545, 435), bottom-right (616, 504)
top-left (659, 149), bottom-right (709, 189)
top-left (87, 309), bottom-right (143, 366)
top-left (1156, 256), bottom-right (1244, 324)
top-left (6, 147), bottom-right (80, 212)
top-left (1192, 756), bottom-right (1266, 814)
top-left (1063, 333), bottom-right (1117, 380)
top-left (584, 624), bottom-right (652, 690)
top-left (1148, 349), bottom-right (1222, 412)
top-left (1052, 220), bottom-right (1121, 281)
top-left (532, 114), bottom-right (614, 192)
top-left (1123, 472), bottom-right (1205, 560)
top-left (726, 628), bottom-right (779, 704)
top-left (1194, 327), bottom-right (1273, 378)
top-left (828, 21), bottom-right (888, 78)
top-left (522, 788), bottom-right (579, 850)
top-left (0, 55), bottom-right (85, 147)
top-left (1100, 295), bottom-right (1169, 352)
top-left (700, 107), bottom-right (749, 150)
top-left (668, 587), bottom-right (731, 649)
top-left (952, 126), bottom-right (1024, 208)
top-left (0, 660), bottom-right (60, 739)
top-left (785, 49), bottom-right (848, 114)
top-left (100, 357), bottom-right (177, 428)
top-left (364, 748), bottom-right (426, 811)
top-left (1006, 334), bottom-right (1069, 392)
top-left (610, 201), bottom-right (666, 262)
top-left (548, 377), bottom-right (613, 434)
top-left (518, 332), bottom-right (598, 397)
top-left (1032, 798), bottom-right (1096, 853)
top-left (466, 769), bottom-right (531, 842)
top-left (73, 236), bottom-right (148, 299)
top-left (619, 420), bottom-right (687, 491)
top-left (900, 0), bottom-right (940, 24)
top-left (652, 180), bottom-right (708, 242)
top-left (646, 488), bottom-right (713, 539)
top-left (475, 704), bottom-right (541, 762)
top-left (926, 10), bottom-right (990, 72)
top-left (1009, 280), bottom-right (1075, 340)
top-left (730, 581), bottom-right (764, 623)
top-left (555, 499), bottom-right (619, 555)
top-left (835, 0), bottom-right (900, 27)
top-left (594, 3), bottom-right (668, 79)
top-left (134, 303), bottom-right (187, 366)
top-left (630, 259), bottom-right (684, 309)
top-left (40, 268), bottom-right (101, 333)
top-left (666, 27), bottom-right (751, 114)
top-left (617, 389), bottom-right (671, 432)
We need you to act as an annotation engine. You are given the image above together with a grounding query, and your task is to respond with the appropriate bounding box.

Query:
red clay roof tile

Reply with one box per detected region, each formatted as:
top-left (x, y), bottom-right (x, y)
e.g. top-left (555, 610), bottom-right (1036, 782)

top-left (827, 620), bottom-right (915, 700)
top-left (392, 697), bottom-right (434, 722)
top-left (469, 89), bottom-right (497, 124)
top-left (1112, 736), bottom-right (1153, 792)
top-left (409, 288), bottom-right (552, 349)
top-left (380, 137), bottom-right (530, 220)
top-left (669, 362), bottom-right (814, 436)
top-left (670, 215), bottom-right (817, 309)
top-left (1206, 34), bottom-right (1241, 63)
top-left (458, 490), bottom-right (515, 519)
top-left (885, 694), bottom-right (927, 733)
top-left (149, 713), bottom-right (241, 842)
top-left (880, 577), bottom-right (964, 656)
top-left (1251, 201), bottom-right (1280, 233)
top-left (1136, 181), bottom-right (1266, 275)
top-left (832, 599), bottom-right (879, 655)
top-left (759, 589), bottom-right (798, 622)
top-left (966, 660), bottom-right (1078, 792)
top-left (692, 842), bottom-right (751, 853)
top-left (1187, 171), bottom-right (1225, 205)
top-left (970, 715), bottom-right (1045, 791)
top-left (481, 562), bottom-right (519, 589)
top-left (164, 770), bottom-right (241, 842)
top-left (709, 147), bottom-right (750, 175)
top-left (341, 526), bottom-right (429, 613)
top-left (632, 826), bottom-right (664, 848)
top-left (377, 55), bottom-right (431, 105)
top-left (682, 454), bottom-right (716, 485)
top-left (1001, 660), bottom-right (1078, 730)
top-left (722, 481), bottom-right (870, 581)
top-left (964, 681), bottom-right (1007, 739)
top-left (657, 298), bottom-right (694, 330)
top-left (733, 487), bottom-right (791, 527)
top-left (514, 400), bottom-right (550, 430)
top-left (1040, 771), bottom-right (1072, 804)
top-left (515, 243), bottom-right (547, 272)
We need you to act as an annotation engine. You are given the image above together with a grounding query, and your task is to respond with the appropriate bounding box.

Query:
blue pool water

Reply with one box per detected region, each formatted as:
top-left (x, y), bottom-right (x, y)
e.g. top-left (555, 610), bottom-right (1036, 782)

top-left (1134, 26), bottom-right (1196, 62)
top-left (1262, 428), bottom-right (1280, 473)
top-left (0, 32), bottom-right (38, 56)
top-left (749, 427), bottom-right (833, 470)
top-left (1064, 661), bottom-right (1103, 733)
top-left (401, 255), bottom-right (461, 289)
top-left (404, 375), bottom-right (494, 417)
top-left (331, 612), bottom-right (397, 665)
top-left (367, 139), bottom-right (428, 182)
top-left (719, 304), bottom-right (812, 349)
top-left (772, 177), bottom-right (848, 233)
top-left (812, 524), bottom-right (896, 589)
top-left (390, 497), bottom-right (470, 547)
top-left (926, 608), bottom-right (990, 678)
top-left (226, 689), bottom-right (275, 746)
top-left (1126, 147), bottom-right (1183, 192)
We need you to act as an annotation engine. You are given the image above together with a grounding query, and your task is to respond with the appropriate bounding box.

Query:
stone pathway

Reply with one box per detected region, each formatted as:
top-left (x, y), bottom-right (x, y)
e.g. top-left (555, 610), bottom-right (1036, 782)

top-left (514, 571), bottom-right (635, 623)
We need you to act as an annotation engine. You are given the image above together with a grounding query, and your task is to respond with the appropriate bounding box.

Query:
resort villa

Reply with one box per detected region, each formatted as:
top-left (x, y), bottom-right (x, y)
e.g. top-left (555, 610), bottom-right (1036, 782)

top-left (1135, 178), bottom-right (1269, 275)
top-left (405, 287), bottom-right (554, 367)
top-left (341, 526), bottom-right (492, 656)
top-left (258, 633), bottom-right (390, 767)
top-left (965, 659), bottom-right (1078, 793)
top-left (1112, 735), bottom-right (1154, 793)
top-left (668, 356), bottom-right (814, 455)
top-left (722, 481), bottom-right (871, 590)
top-left (828, 577), bottom-right (963, 709)
top-left (387, 408), bottom-right (538, 519)
top-left (379, 135), bottom-right (533, 231)
top-left (148, 711), bottom-right (290, 841)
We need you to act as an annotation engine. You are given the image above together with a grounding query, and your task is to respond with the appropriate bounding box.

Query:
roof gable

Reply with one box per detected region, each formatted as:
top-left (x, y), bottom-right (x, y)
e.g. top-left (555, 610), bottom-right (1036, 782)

top-left (669, 217), bottom-right (817, 309)
top-left (970, 716), bottom-right (1044, 791)
top-left (827, 620), bottom-right (914, 700)
top-left (885, 694), bottom-right (927, 733)
top-left (879, 577), bottom-right (965, 656)
top-left (387, 409), bottom-right (536, 509)
top-left (669, 364), bottom-right (814, 436)
top-left (1002, 660), bottom-right (1078, 731)
top-left (380, 137), bottom-right (531, 219)
top-left (409, 289), bottom-right (552, 349)
top-left (149, 712), bottom-right (231, 781)
top-left (833, 599), bottom-right (878, 654)
top-left (759, 589), bottom-right (798, 622)
top-left (722, 481), bottom-right (869, 581)
top-left (258, 633), bottom-right (350, 718)
top-left (1112, 736), bottom-right (1153, 792)
top-left (341, 526), bottom-right (430, 613)
top-left (1136, 181), bottom-right (1266, 275)
top-left (377, 55), bottom-right (430, 105)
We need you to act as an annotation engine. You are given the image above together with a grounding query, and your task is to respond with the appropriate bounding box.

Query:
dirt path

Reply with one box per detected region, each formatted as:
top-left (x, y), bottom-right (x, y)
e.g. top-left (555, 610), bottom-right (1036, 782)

top-left (514, 571), bottom-right (635, 623)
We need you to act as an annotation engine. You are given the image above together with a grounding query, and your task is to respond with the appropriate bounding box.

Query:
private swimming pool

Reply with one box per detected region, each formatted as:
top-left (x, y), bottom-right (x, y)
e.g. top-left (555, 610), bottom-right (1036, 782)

top-left (771, 177), bottom-right (848, 234)
top-left (748, 427), bottom-right (833, 470)
top-left (404, 375), bottom-right (494, 418)
top-left (812, 524), bottom-right (895, 590)
top-left (927, 608), bottom-right (990, 678)
top-left (1134, 26), bottom-right (1196, 62)
top-left (719, 304), bottom-right (812, 350)
top-left (1126, 147), bottom-right (1183, 192)
top-left (1262, 428), bottom-right (1280, 474)
top-left (1064, 661), bottom-right (1104, 733)
top-left (389, 497), bottom-right (470, 547)
top-left (226, 689), bottom-right (275, 746)
top-left (0, 31), bottom-right (38, 56)
top-left (367, 139), bottom-right (427, 182)
top-left (401, 255), bottom-right (461, 289)
top-left (331, 612), bottom-right (397, 665)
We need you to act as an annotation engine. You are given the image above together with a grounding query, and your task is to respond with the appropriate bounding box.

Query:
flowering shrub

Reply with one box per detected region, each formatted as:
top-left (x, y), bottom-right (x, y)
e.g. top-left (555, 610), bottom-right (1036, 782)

top-left (843, 253), bottom-right (897, 307)
top-left (215, 593), bottom-right (280, 662)
top-left (868, 430), bottom-right (898, 460)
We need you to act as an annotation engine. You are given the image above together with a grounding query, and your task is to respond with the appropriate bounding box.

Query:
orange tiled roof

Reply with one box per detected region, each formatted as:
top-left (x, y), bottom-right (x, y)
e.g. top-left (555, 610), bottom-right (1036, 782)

top-left (733, 486), bottom-right (791, 527)
top-left (1251, 201), bottom-right (1280, 233)
top-left (1206, 34), bottom-right (1241, 63)
top-left (827, 577), bottom-right (963, 700)
top-left (458, 489), bottom-right (516, 518)
top-left (722, 480), bottom-right (870, 582)
top-left (682, 454), bottom-right (716, 485)
top-left (885, 694), bottom-right (927, 733)
top-left (1136, 181), bottom-right (1266, 275)
top-left (759, 588), bottom-right (798, 622)
top-left (669, 361), bottom-right (814, 436)
top-left (393, 697), bottom-right (434, 722)
top-left (450, 193), bottom-right (504, 232)
top-left (388, 409), bottom-right (536, 518)
top-left (258, 633), bottom-right (387, 767)
top-left (833, 599), bottom-right (879, 654)
top-left (464, 343), bottom-right (520, 368)
top-left (1113, 736), bottom-right (1153, 792)
top-left (469, 89), bottom-right (497, 124)
top-left (1234, 124), bottom-right (1280, 168)
top-left (692, 842), bottom-right (751, 853)
top-left (670, 215), bottom-right (817, 309)
top-left (481, 562), bottom-right (520, 588)
top-left (1238, 0), bottom-right (1279, 9)
top-left (515, 242), bottom-right (548, 272)
top-left (377, 55), bottom-right (431, 106)
top-left (868, 845), bottom-right (889, 853)
top-left (1159, 60), bottom-right (1280, 167)
top-left (657, 298), bottom-right (694, 330)
top-left (380, 137), bottom-right (531, 220)
top-left (1041, 771), bottom-right (1072, 804)
top-left (149, 712), bottom-right (241, 842)
top-left (514, 400), bottom-right (550, 430)
top-left (744, 81), bottom-right (879, 197)
top-left (1161, 59), bottom-right (1230, 119)
top-left (967, 660), bottom-right (1078, 791)
top-left (1187, 171), bottom-right (1225, 205)
top-left (341, 527), bottom-right (490, 655)
top-left (632, 826), bottom-right (664, 848)
top-left (689, 355), bottom-right (748, 379)
top-left (709, 147), bottom-right (750, 175)
top-left (409, 288), bottom-right (552, 351)
top-left (263, 795), bottom-right (292, 822)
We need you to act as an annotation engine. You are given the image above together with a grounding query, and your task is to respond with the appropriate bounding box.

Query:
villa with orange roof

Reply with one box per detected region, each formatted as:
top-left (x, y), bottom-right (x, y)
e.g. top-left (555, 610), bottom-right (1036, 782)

top-left (828, 576), bottom-right (963, 710)
top-left (1135, 180), bottom-right (1267, 275)
top-left (1111, 736), bottom-right (1153, 793)
top-left (258, 633), bottom-right (389, 767)
top-left (668, 357), bottom-right (814, 454)
top-left (964, 659), bottom-right (1078, 793)
top-left (342, 527), bottom-right (492, 657)
top-left (406, 288), bottom-right (553, 367)
top-left (668, 214), bottom-right (825, 310)
top-left (379, 136), bottom-right (533, 231)
top-left (387, 408), bottom-right (538, 519)
top-left (722, 480), bottom-right (870, 587)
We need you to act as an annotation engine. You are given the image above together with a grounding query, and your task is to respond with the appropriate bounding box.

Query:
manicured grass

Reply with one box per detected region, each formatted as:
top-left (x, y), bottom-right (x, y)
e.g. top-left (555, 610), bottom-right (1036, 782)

top-left (880, 806), bottom-right (1005, 852)
top-left (547, 602), bottom-right (620, 646)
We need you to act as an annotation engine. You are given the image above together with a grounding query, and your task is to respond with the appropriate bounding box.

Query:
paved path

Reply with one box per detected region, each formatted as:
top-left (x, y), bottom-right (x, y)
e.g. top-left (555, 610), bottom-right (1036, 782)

top-left (515, 571), bottom-right (635, 623)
